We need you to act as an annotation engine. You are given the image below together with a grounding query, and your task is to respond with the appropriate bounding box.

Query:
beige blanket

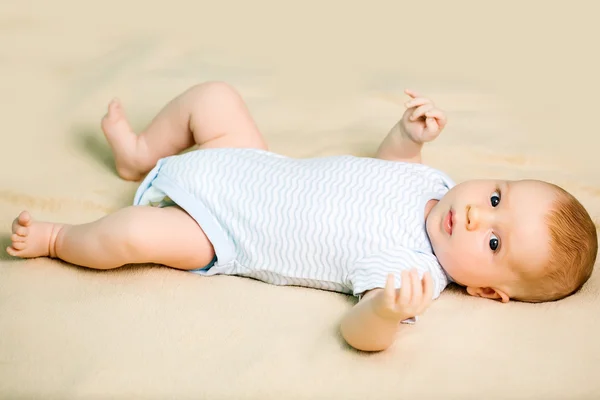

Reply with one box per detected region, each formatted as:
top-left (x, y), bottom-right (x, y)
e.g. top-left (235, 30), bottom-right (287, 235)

top-left (1, 1), bottom-right (599, 398)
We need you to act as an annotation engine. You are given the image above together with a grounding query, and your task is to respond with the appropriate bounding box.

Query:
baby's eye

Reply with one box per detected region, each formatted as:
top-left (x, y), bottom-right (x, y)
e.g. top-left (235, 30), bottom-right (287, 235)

top-left (489, 233), bottom-right (500, 252)
top-left (490, 190), bottom-right (501, 207)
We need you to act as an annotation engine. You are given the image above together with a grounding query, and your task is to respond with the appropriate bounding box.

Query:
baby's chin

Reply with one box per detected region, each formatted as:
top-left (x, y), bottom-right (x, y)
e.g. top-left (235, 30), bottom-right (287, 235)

top-left (431, 247), bottom-right (448, 267)
top-left (425, 204), bottom-right (444, 246)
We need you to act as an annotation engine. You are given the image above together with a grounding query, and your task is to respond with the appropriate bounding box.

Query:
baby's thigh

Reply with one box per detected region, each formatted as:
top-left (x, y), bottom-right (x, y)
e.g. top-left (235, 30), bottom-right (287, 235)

top-left (131, 205), bottom-right (216, 271)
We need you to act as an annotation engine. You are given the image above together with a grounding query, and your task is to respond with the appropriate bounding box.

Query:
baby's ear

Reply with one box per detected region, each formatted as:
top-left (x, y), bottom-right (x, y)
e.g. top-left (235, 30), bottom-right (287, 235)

top-left (466, 286), bottom-right (510, 303)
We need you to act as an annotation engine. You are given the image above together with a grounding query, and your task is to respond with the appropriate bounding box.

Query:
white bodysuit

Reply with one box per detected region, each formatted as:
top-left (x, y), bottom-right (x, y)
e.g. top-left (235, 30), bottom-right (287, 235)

top-left (134, 148), bottom-right (455, 299)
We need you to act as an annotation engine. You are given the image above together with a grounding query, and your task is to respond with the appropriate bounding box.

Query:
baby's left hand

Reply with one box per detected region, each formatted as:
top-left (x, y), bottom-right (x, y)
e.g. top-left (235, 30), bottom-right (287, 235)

top-left (400, 89), bottom-right (447, 144)
top-left (371, 269), bottom-right (434, 322)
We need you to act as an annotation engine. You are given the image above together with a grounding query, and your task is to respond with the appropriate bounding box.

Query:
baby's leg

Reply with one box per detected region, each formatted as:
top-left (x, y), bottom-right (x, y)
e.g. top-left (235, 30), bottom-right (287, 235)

top-left (7, 207), bottom-right (215, 270)
top-left (102, 81), bottom-right (267, 181)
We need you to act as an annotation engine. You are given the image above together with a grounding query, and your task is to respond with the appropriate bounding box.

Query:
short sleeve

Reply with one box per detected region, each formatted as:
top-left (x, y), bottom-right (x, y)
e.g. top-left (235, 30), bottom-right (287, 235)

top-left (348, 246), bottom-right (449, 300)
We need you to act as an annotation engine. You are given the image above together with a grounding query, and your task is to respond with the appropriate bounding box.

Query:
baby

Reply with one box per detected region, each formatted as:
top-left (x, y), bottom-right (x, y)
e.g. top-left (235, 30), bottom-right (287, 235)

top-left (7, 82), bottom-right (598, 352)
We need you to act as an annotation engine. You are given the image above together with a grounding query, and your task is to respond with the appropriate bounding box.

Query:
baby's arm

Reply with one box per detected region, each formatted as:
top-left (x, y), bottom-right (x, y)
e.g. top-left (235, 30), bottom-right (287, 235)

top-left (376, 90), bottom-right (446, 164)
top-left (340, 269), bottom-right (433, 352)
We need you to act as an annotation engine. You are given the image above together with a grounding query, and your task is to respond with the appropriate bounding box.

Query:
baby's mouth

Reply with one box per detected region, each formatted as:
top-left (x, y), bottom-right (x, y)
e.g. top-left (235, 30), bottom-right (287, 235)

top-left (444, 209), bottom-right (453, 235)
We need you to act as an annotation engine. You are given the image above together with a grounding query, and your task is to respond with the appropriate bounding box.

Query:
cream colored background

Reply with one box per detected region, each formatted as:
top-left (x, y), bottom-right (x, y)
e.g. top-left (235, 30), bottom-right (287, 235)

top-left (1, 1), bottom-right (599, 399)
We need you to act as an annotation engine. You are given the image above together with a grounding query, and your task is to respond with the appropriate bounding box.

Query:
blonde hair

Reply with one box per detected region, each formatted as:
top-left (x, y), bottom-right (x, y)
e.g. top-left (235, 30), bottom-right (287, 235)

top-left (514, 183), bottom-right (598, 302)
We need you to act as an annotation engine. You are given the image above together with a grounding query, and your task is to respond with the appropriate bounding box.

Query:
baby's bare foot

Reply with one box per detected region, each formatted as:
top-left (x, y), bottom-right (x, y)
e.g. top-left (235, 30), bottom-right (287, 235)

top-left (6, 211), bottom-right (64, 259)
top-left (101, 99), bottom-right (148, 181)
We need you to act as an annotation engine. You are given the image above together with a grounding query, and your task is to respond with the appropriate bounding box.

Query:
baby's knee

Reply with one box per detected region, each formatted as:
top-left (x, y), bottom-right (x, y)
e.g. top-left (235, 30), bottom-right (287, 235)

top-left (191, 81), bottom-right (243, 106)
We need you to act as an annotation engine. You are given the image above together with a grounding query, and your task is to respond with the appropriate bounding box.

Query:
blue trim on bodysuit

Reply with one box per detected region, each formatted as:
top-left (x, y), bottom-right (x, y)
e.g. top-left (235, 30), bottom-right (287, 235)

top-left (133, 158), bottom-right (236, 271)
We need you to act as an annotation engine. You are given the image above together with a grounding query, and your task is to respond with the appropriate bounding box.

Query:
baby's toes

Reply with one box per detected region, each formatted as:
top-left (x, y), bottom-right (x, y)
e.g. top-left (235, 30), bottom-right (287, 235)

top-left (18, 211), bottom-right (32, 227)
top-left (10, 240), bottom-right (26, 250)
top-left (11, 217), bottom-right (20, 233)
top-left (107, 99), bottom-right (122, 120)
top-left (14, 225), bottom-right (28, 237)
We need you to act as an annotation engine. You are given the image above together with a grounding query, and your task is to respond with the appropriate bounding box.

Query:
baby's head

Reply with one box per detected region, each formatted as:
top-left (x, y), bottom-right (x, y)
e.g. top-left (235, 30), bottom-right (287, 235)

top-left (426, 179), bottom-right (597, 303)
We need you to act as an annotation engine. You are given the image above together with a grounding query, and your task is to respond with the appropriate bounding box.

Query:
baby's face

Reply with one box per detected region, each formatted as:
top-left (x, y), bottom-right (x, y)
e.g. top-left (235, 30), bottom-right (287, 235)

top-left (426, 179), bottom-right (556, 298)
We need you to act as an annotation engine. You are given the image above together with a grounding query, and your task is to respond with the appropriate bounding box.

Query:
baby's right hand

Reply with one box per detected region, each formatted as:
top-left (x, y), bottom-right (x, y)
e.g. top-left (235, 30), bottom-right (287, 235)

top-left (400, 89), bottom-right (447, 144)
top-left (372, 269), bottom-right (434, 322)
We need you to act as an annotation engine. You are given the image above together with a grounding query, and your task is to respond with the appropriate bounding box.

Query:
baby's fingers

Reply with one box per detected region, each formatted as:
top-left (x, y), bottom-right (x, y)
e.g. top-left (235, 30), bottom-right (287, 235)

top-left (425, 117), bottom-right (440, 134)
top-left (425, 108), bottom-right (447, 130)
top-left (404, 89), bottom-right (421, 98)
top-left (384, 273), bottom-right (397, 306)
top-left (416, 272), bottom-right (434, 314)
top-left (410, 104), bottom-right (435, 121)
top-left (405, 97), bottom-right (431, 110)
top-left (409, 269), bottom-right (422, 308)
top-left (398, 270), bottom-right (412, 306)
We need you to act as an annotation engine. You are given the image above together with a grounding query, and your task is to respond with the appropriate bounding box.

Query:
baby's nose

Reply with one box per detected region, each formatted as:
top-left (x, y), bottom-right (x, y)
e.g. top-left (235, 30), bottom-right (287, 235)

top-left (466, 205), bottom-right (489, 231)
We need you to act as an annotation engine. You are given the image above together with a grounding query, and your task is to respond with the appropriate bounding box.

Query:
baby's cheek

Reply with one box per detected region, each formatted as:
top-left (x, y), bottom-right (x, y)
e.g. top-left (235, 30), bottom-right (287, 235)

top-left (442, 246), bottom-right (469, 272)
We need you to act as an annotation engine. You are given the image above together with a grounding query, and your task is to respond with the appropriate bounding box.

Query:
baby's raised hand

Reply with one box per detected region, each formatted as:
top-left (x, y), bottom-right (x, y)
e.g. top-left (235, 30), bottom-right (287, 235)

top-left (400, 89), bottom-right (447, 144)
top-left (372, 269), bottom-right (434, 322)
